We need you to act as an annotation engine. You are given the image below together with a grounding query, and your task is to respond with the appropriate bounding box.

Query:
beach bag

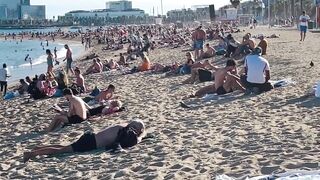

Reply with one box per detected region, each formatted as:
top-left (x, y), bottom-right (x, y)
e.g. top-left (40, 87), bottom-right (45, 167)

top-left (198, 69), bottom-right (213, 82)
top-left (69, 84), bottom-right (81, 95)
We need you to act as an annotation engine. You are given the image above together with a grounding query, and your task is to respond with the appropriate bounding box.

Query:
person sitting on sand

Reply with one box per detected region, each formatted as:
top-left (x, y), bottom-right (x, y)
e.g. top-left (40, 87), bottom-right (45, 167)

top-left (179, 52), bottom-right (195, 75)
top-left (74, 68), bottom-right (86, 93)
top-left (257, 34), bottom-right (268, 56)
top-left (138, 53), bottom-right (151, 72)
top-left (83, 84), bottom-right (115, 104)
top-left (106, 59), bottom-right (120, 70)
top-left (46, 88), bottom-right (88, 132)
top-left (201, 43), bottom-right (216, 59)
top-left (191, 59), bottom-right (245, 98)
top-left (85, 59), bottom-right (102, 75)
top-left (24, 120), bottom-right (146, 162)
top-left (225, 34), bottom-right (240, 58)
top-left (233, 33), bottom-right (256, 58)
top-left (96, 58), bottom-right (104, 70)
top-left (13, 79), bottom-right (29, 95)
top-left (118, 53), bottom-right (127, 66)
top-left (241, 47), bottom-right (273, 94)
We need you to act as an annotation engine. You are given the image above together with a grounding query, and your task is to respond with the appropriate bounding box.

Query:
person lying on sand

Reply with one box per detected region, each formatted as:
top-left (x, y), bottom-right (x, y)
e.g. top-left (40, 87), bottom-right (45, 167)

top-left (83, 84), bottom-right (115, 104)
top-left (84, 59), bottom-right (102, 75)
top-left (182, 60), bottom-right (217, 84)
top-left (87, 100), bottom-right (124, 117)
top-left (201, 43), bottom-right (216, 59)
top-left (46, 88), bottom-right (89, 132)
top-left (24, 120), bottom-right (146, 162)
top-left (190, 59), bottom-right (245, 98)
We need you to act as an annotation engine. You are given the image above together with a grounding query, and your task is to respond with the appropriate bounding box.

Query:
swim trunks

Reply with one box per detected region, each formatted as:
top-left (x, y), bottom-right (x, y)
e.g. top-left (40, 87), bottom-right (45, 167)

top-left (67, 115), bottom-right (85, 124)
top-left (194, 40), bottom-right (204, 50)
top-left (71, 132), bottom-right (97, 152)
top-left (67, 58), bottom-right (73, 69)
top-left (300, 25), bottom-right (307, 33)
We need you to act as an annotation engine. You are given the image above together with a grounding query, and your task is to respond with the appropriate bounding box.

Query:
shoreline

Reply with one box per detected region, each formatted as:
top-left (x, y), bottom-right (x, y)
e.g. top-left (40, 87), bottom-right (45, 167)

top-left (2, 38), bottom-right (87, 88)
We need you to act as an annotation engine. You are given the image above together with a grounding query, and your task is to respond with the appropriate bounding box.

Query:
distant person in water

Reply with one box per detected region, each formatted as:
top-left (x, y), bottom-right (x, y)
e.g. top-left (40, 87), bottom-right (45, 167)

top-left (63, 44), bottom-right (74, 75)
top-left (46, 49), bottom-right (54, 74)
top-left (24, 54), bottom-right (29, 61)
top-left (29, 58), bottom-right (32, 69)
top-left (23, 120), bottom-right (146, 162)
top-left (54, 47), bottom-right (60, 65)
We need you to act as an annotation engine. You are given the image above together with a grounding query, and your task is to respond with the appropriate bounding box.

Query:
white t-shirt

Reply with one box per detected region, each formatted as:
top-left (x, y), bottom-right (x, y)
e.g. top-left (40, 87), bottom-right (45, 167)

top-left (0, 68), bottom-right (8, 82)
top-left (244, 55), bottom-right (270, 84)
top-left (299, 15), bottom-right (310, 26)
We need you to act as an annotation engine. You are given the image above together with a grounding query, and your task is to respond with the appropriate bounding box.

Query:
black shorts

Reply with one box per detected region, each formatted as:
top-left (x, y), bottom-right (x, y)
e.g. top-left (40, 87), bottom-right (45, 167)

top-left (68, 115), bottom-right (85, 124)
top-left (216, 86), bottom-right (232, 95)
top-left (71, 133), bottom-right (97, 152)
top-left (88, 105), bottom-right (106, 117)
top-left (198, 69), bottom-right (213, 82)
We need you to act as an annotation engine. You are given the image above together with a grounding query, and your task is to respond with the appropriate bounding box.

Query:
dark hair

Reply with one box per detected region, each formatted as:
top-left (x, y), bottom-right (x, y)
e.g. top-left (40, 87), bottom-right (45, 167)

top-left (108, 84), bottom-right (115, 90)
top-left (3, 63), bottom-right (6, 68)
top-left (74, 68), bottom-right (80, 73)
top-left (226, 59), bottom-right (236, 67)
top-left (46, 49), bottom-right (52, 55)
top-left (63, 88), bottom-right (73, 96)
top-left (19, 79), bottom-right (24, 83)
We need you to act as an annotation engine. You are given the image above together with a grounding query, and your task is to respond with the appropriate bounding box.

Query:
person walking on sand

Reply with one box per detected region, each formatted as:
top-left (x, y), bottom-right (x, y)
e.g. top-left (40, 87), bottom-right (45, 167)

top-left (46, 49), bottom-right (54, 74)
top-left (23, 120), bottom-right (146, 162)
top-left (299, 11), bottom-right (310, 41)
top-left (63, 44), bottom-right (74, 75)
top-left (192, 25), bottom-right (206, 60)
top-left (0, 63), bottom-right (10, 97)
top-left (45, 88), bottom-right (88, 132)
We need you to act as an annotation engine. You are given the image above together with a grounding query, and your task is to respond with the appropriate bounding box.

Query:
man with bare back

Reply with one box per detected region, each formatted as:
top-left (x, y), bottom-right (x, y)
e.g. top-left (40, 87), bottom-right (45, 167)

top-left (192, 59), bottom-right (245, 97)
top-left (192, 26), bottom-right (206, 60)
top-left (85, 59), bottom-right (102, 75)
top-left (46, 88), bottom-right (88, 132)
top-left (24, 120), bottom-right (146, 162)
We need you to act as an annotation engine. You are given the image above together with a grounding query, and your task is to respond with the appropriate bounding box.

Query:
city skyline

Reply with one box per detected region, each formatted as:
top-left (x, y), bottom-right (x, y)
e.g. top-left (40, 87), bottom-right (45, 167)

top-left (31, 0), bottom-right (232, 19)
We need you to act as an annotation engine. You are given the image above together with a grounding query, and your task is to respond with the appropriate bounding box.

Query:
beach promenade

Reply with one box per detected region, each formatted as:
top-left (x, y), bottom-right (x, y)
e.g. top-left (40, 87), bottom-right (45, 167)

top-left (0, 26), bottom-right (319, 179)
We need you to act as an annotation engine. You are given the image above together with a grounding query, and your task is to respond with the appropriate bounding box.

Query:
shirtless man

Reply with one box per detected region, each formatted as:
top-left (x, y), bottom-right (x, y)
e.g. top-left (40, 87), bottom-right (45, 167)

top-left (24, 120), bottom-right (146, 162)
top-left (74, 68), bottom-right (85, 93)
top-left (96, 58), bottom-right (103, 70)
top-left (107, 59), bottom-right (119, 70)
top-left (192, 59), bottom-right (245, 97)
top-left (192, 26), bottom-right (206, 60)
top-left (85, 59), bottom-right (102, 75)
top-left (201, 43), bottom-right (216, 59)
top-left (233, 33), bottom-right (256, 57)
top-left (63, 44), bottom-right (74, 75)
top-left (46, 88), bottom-right (88, 132)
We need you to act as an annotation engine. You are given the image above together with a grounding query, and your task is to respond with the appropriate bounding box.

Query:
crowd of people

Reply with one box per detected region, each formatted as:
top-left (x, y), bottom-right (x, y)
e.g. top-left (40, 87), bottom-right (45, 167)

top-left (0, 11), bottom-right (312, 162)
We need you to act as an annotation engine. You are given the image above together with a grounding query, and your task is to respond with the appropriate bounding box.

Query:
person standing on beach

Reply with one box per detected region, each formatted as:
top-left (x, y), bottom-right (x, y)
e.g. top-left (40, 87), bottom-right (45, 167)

top-left (29, 58), bottom-right (32, 69)
top-left (54, 47), bottom-right (60, 65)
top-left (63, 44), bottom-right (74, 75)
top-left (299, 11), bottom-right (310, 41)
top-left (46, 49), bottom-right (54, 74)
top-left (0, 63), bottom-right (10, 97)
top-left (192, 26), bottom-right (206, 60)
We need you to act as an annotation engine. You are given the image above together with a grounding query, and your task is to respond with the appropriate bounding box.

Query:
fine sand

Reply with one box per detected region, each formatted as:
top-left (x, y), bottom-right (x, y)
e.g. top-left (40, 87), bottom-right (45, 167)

top-left (0, 26), bottom-right (319, 179)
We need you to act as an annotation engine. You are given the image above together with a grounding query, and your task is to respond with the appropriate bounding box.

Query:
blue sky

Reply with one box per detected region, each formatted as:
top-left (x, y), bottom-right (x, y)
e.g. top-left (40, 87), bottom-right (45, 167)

top-left (31, 0), bottom-right (231, 19)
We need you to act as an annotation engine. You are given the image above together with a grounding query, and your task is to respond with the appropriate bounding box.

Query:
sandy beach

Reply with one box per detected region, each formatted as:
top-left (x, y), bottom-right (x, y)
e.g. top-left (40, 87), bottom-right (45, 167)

top-left (0, 26), bottom-right (319, 179)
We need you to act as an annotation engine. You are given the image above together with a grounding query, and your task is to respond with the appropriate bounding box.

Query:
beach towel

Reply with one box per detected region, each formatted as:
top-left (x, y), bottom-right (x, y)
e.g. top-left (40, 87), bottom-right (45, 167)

top-left (270, 79), bottom-right (295, 88)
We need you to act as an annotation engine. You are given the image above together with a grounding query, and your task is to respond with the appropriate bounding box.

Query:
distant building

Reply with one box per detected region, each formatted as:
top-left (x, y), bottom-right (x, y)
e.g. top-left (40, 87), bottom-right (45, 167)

top-left (20, 5), bottom-right (45, 20)
top-left (106, 0), bottom-right (132, 11)
top-left (65, 0), bottom-right (144, 19)
top-left (166, 5), bottom-right (210, 23)
top-left (66, 9), bottom-right (145, 19)
top-left (0, 0), bottom-right (45, 20)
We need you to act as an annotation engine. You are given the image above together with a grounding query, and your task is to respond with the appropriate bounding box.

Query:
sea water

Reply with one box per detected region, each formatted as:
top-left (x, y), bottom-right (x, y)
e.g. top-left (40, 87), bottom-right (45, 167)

top-left (0, 39), bottom-right (84, 83)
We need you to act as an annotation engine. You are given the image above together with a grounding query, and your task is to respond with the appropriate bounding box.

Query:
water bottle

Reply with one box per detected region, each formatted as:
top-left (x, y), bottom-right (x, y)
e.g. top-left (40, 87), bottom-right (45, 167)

top-left (315, 81), bottom-right (320, 98)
